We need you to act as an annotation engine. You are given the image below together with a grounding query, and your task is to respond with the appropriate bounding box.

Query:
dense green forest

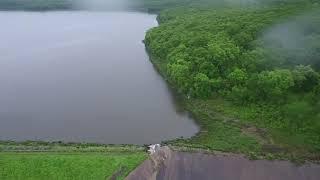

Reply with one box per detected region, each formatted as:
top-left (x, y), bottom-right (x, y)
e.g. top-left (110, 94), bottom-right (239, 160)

top-left (1, 0), bottom-right (319, 160)
top-left (145, 0), bottom-right (320, 158)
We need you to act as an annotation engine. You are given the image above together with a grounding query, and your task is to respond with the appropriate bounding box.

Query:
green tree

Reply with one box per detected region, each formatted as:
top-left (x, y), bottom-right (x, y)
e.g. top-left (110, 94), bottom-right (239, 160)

top-left (167, 60), bottom-right (192, 93)
top-left (208, 34), bottom-right (240, 74)
top-left (191, 73), bottom-right (212, 98)
top-left (227, 68), bottom-right (248, 88)
top-left (252, 69), bottom-right (295, 101)
top-left (292, 65), bottom-right (320, 92)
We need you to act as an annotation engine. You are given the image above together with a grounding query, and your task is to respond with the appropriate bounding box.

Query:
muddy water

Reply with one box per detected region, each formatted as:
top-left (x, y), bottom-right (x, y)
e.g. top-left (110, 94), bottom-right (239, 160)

top-left (0, 11), bottom-right (199, 144)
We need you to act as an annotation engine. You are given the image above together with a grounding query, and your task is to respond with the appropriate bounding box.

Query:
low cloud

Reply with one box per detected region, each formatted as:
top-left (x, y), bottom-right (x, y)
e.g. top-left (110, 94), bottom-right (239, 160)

top-left (72, 0), bottom-right (135, 10)
top-left (259, 9), bottom-right (320, 68)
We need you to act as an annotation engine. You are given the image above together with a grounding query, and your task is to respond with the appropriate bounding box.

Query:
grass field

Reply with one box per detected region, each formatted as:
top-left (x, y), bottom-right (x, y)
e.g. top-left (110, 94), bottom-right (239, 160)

top-left (0, 142), bottom-right (146, 180)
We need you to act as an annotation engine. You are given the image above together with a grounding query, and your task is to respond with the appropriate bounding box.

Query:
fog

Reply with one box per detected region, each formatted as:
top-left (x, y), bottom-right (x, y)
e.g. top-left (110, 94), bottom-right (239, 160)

top-left (72, 0), bottom-right (135, 10)
top-left (259, 9), bottom-right (320, 68)
top-left (262, 10), bottom-right (320, 50)
top-left (70, 0), bottom-right (279, 10)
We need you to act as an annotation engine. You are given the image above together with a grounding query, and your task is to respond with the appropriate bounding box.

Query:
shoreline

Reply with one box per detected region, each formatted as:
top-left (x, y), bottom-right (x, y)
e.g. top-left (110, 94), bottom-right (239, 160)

top-left (143, 12), bottom-right (320, 164)
top-left (1, 3), bottom-right (319, 172)
top-left (0, 140), bottom-right (145, 153)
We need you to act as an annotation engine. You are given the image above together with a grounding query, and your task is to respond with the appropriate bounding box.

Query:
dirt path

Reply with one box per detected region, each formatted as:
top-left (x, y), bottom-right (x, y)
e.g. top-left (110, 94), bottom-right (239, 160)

top-left (126, 147), bottom-right (320, 180)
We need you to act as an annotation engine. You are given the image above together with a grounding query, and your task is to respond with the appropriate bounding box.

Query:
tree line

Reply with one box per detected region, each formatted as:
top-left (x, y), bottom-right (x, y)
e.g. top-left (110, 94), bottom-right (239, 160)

top-left (145, 1), bottom-right (320, 150)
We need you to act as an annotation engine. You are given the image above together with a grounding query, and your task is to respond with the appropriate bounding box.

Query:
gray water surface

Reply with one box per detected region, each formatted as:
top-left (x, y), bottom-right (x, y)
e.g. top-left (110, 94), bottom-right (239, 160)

top-left (0, 11), bottom-right (199, 144)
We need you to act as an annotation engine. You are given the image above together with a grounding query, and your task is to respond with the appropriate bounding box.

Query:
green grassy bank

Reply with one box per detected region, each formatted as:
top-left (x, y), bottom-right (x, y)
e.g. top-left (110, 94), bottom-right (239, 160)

top-left (0, 141), bottom-right (146, 180)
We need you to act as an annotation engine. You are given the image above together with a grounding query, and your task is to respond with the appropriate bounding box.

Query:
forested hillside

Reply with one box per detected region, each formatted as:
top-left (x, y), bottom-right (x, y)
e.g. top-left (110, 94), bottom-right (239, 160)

top-left (1, 0), bottom-right (319, 160)
top-left (145, 0), bottom-right (320, 158)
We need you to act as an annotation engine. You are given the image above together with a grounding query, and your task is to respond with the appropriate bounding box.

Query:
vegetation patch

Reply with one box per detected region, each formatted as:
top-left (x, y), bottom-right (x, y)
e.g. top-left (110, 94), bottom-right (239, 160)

top-left (0, 141), bottom-right (146, 180)
top-left (0, 152), bottom-right (146, 180)
top-left (145, 0), bottom-right (320, 162)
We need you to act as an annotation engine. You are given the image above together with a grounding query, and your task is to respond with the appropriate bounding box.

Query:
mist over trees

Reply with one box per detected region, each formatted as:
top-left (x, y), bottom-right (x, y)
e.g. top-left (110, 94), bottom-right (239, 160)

top-left (260, 9), bottom-right (320, 70)
top-left (1, 0), bottom-right (318, 11)
top-left (145, 1), bottom-right (320, 150)
top-left (1, 0), bottom-right (319, 152)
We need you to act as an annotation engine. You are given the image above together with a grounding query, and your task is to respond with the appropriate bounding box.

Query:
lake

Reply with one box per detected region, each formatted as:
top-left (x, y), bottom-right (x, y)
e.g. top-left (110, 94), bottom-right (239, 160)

top-left (0, 11), bottom-right (198, 144)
